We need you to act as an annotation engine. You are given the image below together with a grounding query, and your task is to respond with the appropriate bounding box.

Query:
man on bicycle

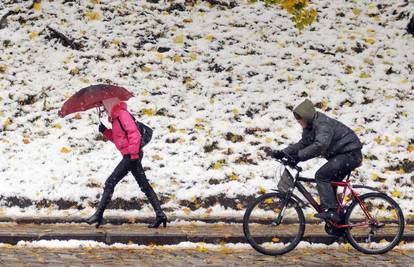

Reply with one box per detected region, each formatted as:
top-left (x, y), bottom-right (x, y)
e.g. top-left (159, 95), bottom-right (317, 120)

top-left (273, 99), bottom-right (363, 222)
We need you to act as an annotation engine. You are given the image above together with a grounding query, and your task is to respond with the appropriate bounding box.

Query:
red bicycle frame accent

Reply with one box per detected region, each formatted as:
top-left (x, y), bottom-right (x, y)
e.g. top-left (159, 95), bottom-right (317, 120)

top-left (331, 175), bottom-right (380, 229)
top-left (296, 173), bottom-right (380, 229)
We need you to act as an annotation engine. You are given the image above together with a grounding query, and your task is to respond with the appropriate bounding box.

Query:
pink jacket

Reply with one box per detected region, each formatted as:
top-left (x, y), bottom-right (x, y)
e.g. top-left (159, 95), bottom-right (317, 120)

top-left (103, 102), bottom-right (141, 159)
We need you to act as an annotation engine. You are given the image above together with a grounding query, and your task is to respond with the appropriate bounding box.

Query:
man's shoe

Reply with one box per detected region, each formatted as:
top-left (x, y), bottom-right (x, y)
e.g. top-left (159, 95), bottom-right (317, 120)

top-left (315, 210), bottom-right (340, 222)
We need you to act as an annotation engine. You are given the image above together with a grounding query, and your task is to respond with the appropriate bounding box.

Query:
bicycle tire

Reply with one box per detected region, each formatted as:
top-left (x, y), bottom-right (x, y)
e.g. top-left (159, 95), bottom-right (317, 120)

top-left (345, 192), bottom-right (405, 254)
top-left (243, 192), bottom-right (305, 256)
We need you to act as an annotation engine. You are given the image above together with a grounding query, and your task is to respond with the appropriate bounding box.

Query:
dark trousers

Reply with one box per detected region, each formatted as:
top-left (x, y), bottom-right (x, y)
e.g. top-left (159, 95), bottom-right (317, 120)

top-left (98, 152), bottom-right (164, 217)
top-left (315, 150), bottom-right (362, 210)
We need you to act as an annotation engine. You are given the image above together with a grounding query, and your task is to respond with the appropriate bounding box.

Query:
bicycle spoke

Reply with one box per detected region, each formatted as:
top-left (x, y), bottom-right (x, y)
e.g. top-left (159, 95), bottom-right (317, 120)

top-left (345, 193), bottom-right (404, 254)
top-left (243, 193), bottom-right (305, 256)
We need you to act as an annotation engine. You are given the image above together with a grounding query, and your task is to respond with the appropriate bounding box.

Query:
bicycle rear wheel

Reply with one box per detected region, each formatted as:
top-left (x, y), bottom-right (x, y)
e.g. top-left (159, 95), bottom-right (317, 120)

top-left (243, 192), bottom-right (305, 256)
top-left (345, 192), bottom-right (405, 254)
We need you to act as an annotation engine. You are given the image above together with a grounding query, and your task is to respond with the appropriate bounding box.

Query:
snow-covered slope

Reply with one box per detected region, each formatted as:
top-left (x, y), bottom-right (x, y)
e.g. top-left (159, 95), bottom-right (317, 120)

top-left (0, 0), bottom-right (413, 219)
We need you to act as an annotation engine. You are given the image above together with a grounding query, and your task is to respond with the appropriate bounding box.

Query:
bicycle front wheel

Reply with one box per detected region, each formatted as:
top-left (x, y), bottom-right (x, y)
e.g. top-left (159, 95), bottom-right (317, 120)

top-left (243, 192), bottom-right (305, 256)
top-left (345, 192), bottom-right (405, 254)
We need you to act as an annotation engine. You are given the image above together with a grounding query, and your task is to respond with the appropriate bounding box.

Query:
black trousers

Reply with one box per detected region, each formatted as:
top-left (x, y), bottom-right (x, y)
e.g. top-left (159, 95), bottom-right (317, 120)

top-left (315, 150), bottom-right (362, 210)
top-left (99, 152), bottom-right (164, 216)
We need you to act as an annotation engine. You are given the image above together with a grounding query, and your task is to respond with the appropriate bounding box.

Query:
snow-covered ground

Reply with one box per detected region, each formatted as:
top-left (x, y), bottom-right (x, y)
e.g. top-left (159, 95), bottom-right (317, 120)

top-left (0, 1), bottom-right (413, 219)
top-left (8, 240), bottom-right (414, 251)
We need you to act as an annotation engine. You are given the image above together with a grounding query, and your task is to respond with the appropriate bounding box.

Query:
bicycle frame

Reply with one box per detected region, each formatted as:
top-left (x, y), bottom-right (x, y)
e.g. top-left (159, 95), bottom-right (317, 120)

top-left (283, 166), bottom-right (382, 229)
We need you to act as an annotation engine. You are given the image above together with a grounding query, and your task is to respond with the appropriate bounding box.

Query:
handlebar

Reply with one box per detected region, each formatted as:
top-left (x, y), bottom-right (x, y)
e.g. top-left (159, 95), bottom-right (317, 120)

top-left (276, 151), bottom-right (303, 172)
top-left (278, 158), bottom-right (303, 172)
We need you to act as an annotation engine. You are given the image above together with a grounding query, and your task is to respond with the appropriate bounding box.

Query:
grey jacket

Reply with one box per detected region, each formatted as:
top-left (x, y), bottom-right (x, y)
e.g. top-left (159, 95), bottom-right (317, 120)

top-left (283, 111), bottom-right (363, 161)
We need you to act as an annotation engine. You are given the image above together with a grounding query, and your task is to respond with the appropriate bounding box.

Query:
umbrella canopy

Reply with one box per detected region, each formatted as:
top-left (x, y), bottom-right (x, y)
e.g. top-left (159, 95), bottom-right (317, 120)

top-left (58, 84), bottom-right (134, 117)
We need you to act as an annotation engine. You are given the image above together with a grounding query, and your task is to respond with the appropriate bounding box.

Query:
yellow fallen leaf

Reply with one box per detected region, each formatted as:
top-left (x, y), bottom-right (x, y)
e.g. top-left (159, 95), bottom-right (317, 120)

top-left (155, 52), bottom-right (165, 61)
top-left (184, 76), bottom-right (193, 85)
top-left (212, 162), bottom-right (223, 170)
top-left (229, 174), bottom-right (238, 181)
top-left (142, 108), bottom-right (155, 116)
top-left (359, 72), bottom-right (371, 78)
top-left (195, 124), bottom-right (205, 131)
top-left (205, 35), bottom-right (216, 42)
top-left (80, 77), bottom-right (90, 84)
top-left (272, 237), bottom-right (280, 243)
top-left (371, 173), bottom-right (379, 181)
top-left (183, 207), bottom-right (191, 215)
top-left (236, 203), bottom-right (244, 210)
top-left (173, 34), bottom-right (185, 44)
top-left (343, 243), bottom-right (353, 250)
top-left (84, 11), bottom-right (101, 20)
top-left (23, 138), bottom-right (30, 144)
top-left (29, 32), bottom-right (38, 40)
top-left (140, 65), bottom-right (152, 73)
top-left (352, 8), bottom-right (361, 16)
top-left (231, 108), bottom-right (239, 115)
top-left (152, 154), bottom-right (163, 161)
top-left (345, 65), bottom-right (353, 74)
top-left (195, 244), bottom-right (209, 253)
top-left (408, 145), bottom-right (414, 153)
top-left (173, 54), bottom-right (182, 62)
top-left (63, 56), bottom-right (72, 64)
top-left (3, 118), bottom-right (12, 127)
top-left (60, 147), bottom-right (71, 153)
top-left (70, 67), bottom-right (80, 75)
top-left (365, 38), bottom-right (375, 45)
top-left (33, 2), bottom-right (41, 11)
top-left (111, 39), bottom-right (121, 46)
top-left (183, 18), bottom-right (193, 23)
top-left (189, 52), bottom-right (198, 61)
top-left (264, 198), bottom-right (273, 204)
top-left (258, 186), bottom-right (267, 194)
top-left (391, 191), bottom-right (401, 198)
top-left (74, 113), bottom-right (81, 120)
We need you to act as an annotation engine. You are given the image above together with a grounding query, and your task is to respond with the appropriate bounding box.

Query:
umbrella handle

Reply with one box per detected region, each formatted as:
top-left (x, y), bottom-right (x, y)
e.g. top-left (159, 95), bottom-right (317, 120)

top-left (96, 107), bottom-right (103, 124)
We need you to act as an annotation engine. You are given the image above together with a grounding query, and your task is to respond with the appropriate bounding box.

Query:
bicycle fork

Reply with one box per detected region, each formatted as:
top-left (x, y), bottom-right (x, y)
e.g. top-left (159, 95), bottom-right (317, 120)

top-left (272, 192), bottom-right (292, 226)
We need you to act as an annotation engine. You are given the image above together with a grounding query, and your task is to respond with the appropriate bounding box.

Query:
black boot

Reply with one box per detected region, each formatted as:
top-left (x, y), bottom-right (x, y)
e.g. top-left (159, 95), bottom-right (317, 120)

top-left (146, 187), bottom-right (167, 228)
top-left (85, 211), bottom-right (104, 228)
top-left (148, 213), bottom-right (167, 228)
top-left (86, 189), bottom-right (112, 228)
top-left (315, 209), bottom-right (341, 223)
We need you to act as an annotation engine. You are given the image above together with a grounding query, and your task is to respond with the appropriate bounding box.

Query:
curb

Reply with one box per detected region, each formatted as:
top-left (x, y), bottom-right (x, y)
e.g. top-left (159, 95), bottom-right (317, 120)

top-left (1, 232), bottom-right (413, 246)
top-left (4, 216), bottom-right (414, 225)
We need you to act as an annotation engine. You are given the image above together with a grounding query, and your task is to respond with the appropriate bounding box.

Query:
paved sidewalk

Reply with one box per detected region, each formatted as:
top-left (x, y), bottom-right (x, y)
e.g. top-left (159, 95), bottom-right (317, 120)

top-left (0, 222), bottom-right (413, 245)
top-left (0, 245), bottom-right (413, 266)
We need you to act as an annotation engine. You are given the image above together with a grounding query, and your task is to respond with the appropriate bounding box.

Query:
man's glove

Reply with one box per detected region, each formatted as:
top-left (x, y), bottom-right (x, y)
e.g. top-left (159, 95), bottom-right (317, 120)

top-left (286, 154), bottom-right (299, 166)
top-left (98, 123), bottom-right (107, 133)
top-left (272, 150), bottom-right (285, 160)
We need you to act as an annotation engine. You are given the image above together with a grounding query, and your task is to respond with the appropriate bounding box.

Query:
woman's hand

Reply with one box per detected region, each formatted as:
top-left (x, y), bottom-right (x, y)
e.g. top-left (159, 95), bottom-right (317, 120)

top-left (99, 123), bottom-right (107, 133)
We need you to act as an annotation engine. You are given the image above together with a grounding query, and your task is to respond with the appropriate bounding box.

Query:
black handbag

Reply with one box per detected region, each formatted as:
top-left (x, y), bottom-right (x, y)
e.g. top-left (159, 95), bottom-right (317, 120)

top-left (117, 113), bottom-right (153, 148)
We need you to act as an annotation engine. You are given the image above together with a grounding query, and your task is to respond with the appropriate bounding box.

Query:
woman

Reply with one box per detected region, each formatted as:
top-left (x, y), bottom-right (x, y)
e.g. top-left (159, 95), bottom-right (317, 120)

top-left (86, 97), bottom-right (167, 228)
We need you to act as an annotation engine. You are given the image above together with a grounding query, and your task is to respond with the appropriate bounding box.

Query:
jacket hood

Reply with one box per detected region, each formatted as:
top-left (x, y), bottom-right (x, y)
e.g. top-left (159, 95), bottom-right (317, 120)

top-left (293, 99), bottom-right (316, 124)
top-left (110, 102), bottom-right (127, 119)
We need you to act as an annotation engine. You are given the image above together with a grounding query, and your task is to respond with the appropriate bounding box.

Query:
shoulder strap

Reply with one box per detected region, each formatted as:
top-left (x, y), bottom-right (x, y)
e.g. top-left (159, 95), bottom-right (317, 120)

top-left (116, 117), bottom-right (127, 133)
top-left (116, 112), bottom-right (138, 136)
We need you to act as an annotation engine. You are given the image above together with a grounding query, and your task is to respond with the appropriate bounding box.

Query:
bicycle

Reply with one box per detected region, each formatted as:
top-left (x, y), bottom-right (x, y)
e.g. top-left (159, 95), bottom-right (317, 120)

top-left (243, 153), bottom-right (405, 255)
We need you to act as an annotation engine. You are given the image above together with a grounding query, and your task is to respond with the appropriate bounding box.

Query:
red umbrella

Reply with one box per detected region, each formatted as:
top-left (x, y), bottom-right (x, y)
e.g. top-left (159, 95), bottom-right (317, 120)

top-left (59, 84), bottom-right (134, 117)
